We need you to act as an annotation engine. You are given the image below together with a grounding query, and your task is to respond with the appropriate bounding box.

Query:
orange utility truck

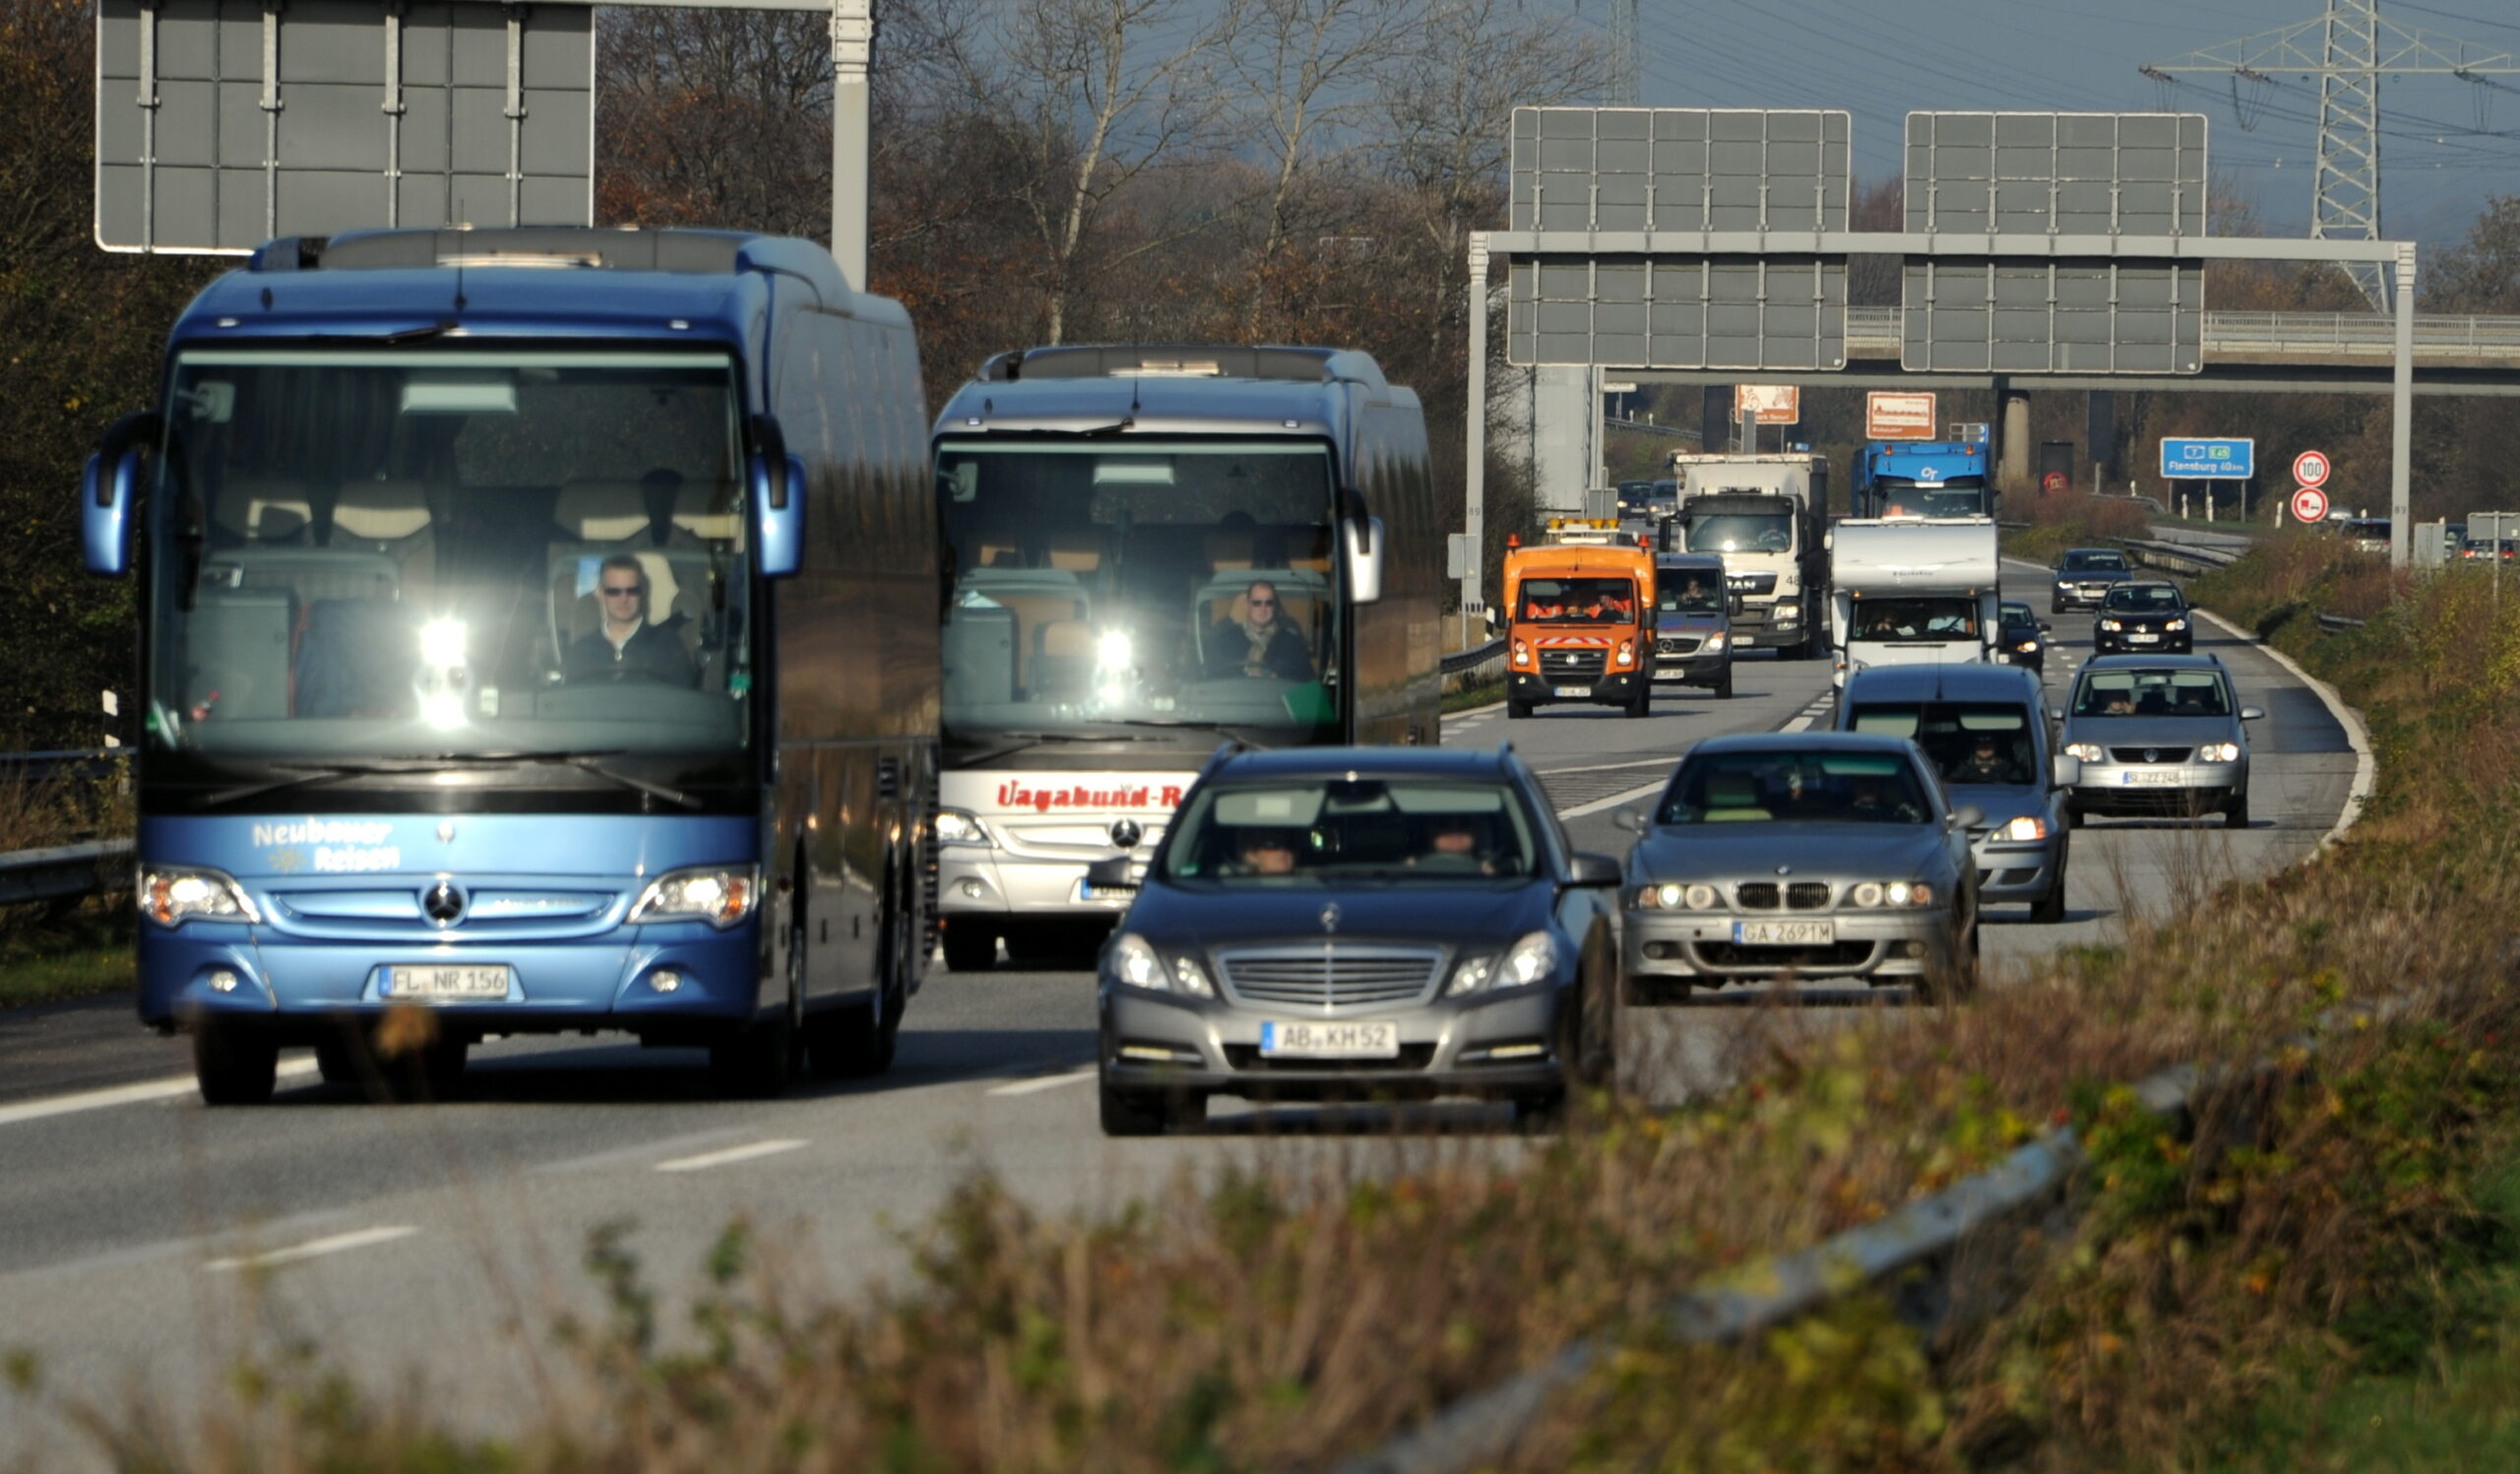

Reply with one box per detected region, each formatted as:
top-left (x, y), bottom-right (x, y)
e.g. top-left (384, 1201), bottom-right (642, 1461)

top-left (1495, 528), bottom-right (1657, 719)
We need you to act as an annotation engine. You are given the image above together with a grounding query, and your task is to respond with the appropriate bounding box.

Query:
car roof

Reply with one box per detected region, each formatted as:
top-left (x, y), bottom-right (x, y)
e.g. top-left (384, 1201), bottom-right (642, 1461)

top-left (1686, 732), bottom-right (1925, 760)
top-left (2059, 547), bottom-right (2128, 559)
top-left (1655, 552), bottom-right (1726, 571)
top-left (1207, 745), bottom-right (1518, 781)
top-left (2105, 580), bottom-right (2183, 596)
top-left (1838, 662), bottom-right (2044, 704)
top-left (2076, 653), bottom-right (2227, 673)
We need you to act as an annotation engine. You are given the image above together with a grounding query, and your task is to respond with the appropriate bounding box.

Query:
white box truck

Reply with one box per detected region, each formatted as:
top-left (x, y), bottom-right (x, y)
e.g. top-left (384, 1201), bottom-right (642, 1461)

top-left (1667, 452), bottom-right (1830, 660)
top-left (1827, 517), bottom-right (2002, 687)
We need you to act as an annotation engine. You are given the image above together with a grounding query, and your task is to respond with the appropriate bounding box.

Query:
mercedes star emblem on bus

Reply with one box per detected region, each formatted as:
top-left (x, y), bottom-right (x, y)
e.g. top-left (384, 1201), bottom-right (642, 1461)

top-left (1109, 818), bottom-right (1143, 849)
top-left (423, 881), bottom-right (466, 927)
top-left (1320, 903), bottom-right (1341, 934)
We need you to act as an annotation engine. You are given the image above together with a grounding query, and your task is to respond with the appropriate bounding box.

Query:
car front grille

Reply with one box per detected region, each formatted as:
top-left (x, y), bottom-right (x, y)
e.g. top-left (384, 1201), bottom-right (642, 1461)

top-left (1732, 882), bottom-right (1833, 911)
top-left (1691, 940), bottom-right (1877, 970)
top-left (2075, 582), bottom-right (2112, 599)
top-left (2110, 746), bottom-right (2194, 763)
top-left (1216, 945), bottom-right (1444, 1010)
top-left (1223, 1044), bottom-right (1439, 1072)
top-left (1658, 635), bottom-right (1701, 657)
top-left (1539, 648), bottom-right (1607, 677)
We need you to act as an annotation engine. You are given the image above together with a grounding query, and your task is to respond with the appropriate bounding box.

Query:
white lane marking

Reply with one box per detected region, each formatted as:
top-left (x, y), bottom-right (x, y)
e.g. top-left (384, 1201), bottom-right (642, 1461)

top-left (1557, 780), bottom-right (1669, 821)
top-left (0, 1057), bottom-right (321, 1130)
top-left (986, 1066), bottom-right (1099, 1097)
top-left (531, 1125), bottom-right (758, 1176)
top-left (206, 1224), bottom-right (417, 1273)
top-left (653, 1138), bottom-right (808, 1174)
top-left (1536, 755), bottom-right (1687, 778)
top-left (1442, 700), bottom-right (1505, 723)
top-left (2191, 606), bottom-right (2374, 851)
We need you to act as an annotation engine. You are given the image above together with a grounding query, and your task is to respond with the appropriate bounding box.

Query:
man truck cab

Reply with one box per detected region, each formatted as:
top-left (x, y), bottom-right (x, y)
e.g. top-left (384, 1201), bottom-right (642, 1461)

top-left (1497, 537), bottom-right (1656, 719)
top-left (1827, 517), bottom-right (2001, 688)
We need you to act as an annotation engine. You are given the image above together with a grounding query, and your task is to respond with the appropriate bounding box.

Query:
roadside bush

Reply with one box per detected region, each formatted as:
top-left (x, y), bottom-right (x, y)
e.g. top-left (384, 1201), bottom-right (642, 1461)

top-left (2005, 491), bottom-right (2152, 565)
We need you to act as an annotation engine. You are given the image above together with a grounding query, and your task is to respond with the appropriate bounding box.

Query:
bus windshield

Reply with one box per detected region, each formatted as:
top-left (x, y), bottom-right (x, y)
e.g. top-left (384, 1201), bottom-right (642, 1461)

top-left (145, 350), bottom-right (754, 773)
top-left (935, 440), bottom-right (1342, 747)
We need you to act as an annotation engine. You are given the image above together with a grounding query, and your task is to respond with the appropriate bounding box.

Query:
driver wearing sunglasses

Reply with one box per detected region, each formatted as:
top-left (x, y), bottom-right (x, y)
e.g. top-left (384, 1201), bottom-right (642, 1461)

top-left (562, 552), bottom-right (699, 687)
top-left (1205, 576), bottom-right (1312, 682)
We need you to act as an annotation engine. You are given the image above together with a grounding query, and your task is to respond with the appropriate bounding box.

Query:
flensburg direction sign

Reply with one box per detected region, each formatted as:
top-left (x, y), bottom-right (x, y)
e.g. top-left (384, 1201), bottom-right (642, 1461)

top-left (2160, 437), bottom-right (2253, 480)
top-left (2292, 486), bottom-right (2330, 524)
top-left (1736, 385), bottom-right (1800, 424)
top-left (2293, 450), bottom-right (2332, 488)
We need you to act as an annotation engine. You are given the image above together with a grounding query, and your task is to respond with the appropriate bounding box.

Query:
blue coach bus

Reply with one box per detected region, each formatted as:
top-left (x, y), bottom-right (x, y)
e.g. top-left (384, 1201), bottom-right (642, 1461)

top-left (82, 227), bottom-right (935, 1104)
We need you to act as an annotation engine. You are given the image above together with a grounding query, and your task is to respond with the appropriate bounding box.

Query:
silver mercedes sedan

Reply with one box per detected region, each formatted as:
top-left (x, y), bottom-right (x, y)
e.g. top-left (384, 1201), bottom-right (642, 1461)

top-left (2057, 655), bottom-right (2263, 827)
top-left (1618, 733), bottom-right (1984, 1002)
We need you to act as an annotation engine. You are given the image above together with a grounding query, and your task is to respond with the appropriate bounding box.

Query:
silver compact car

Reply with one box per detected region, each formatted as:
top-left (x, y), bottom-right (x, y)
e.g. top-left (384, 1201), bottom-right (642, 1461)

top-left (2057, 656), bottom-right (2263, 827)
top-left (1618, 733), bottom-right (1983, 1001)
top-left (1091, 745), bottom-right (1623, 1134)
top-left (1835, 663), bottom-right (2076, 923)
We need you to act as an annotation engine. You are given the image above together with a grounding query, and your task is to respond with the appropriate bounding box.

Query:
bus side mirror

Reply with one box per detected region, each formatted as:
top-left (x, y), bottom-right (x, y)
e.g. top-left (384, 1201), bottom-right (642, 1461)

top-left (83, 412), bottom-right (159, 577)
top-left (749, 416), bottom-right (804, 579)
top-left (1343, 515), bottom-right (1384, 605)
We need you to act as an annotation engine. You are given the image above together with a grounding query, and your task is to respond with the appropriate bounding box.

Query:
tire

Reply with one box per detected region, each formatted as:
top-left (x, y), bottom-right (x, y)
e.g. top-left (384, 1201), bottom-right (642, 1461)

top-left (711, 933), bottom-right (801, 1100)
top-left (1715, 669), bottom-right (1733, 699)
top-left (1099, 1080), bottom-right (1167, 1136)
top-left (810, 888), bottom-right (907, 1079)
top-left (1919, 916), bottom-right (1982, 1003)
top-left (1570, 974), bottom-right (1616, 1091)
top-left (315, 1031), bottom-right (362, 1087)
top-left (1625, 685), bottom-right (1651, 719)
top-left (942, 922), bottom-right (997, 972)
top-left (2225, 791), bottom-right (2250, 829)
top-left (1513, 1090), bottom-right (1569, 1133)
top-left (2031, 855), bottom-right (2068, 924)
top-left (194, 1020), bottom-right (279, 1107)
top-left (2066, 801), bottom-right (2085, 830)
top-left (1505, 698), bottom-right (1532, 720)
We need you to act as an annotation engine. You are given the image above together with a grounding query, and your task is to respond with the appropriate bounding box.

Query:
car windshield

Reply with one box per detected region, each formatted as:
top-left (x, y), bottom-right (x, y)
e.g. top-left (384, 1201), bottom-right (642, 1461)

top-left (147, 349), bottom-right (753, 765)
top-left (2060, 551), bottom-right (2128, 573)
top-left (1520, 577), bottom-right (1637, 622)
top-left (2105, 585), bottom-right (2184, 612)
top-left (1999, 603), bottom-right (2035, 628)
top-left (1163, 778), bottom-right (1539, 883)
top-left (2072, 669), bottom-right (2233, 717)
top-left (1657, 570), bottom-right (1724, 612)
top-left (1658, 750), bottom-right (1930, 825)
top-left (1849, 701), bottom-right (2035, 787)
top-left (1685, 512), bottom-right (1792, 553)
top-left (1850, 597), bottom-right (1980, 640)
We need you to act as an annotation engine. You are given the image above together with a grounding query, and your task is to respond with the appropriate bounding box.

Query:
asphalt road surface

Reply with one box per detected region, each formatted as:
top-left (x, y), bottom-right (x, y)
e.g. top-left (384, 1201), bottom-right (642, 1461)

top-left (0, 568), bottom-right (2357, 1460)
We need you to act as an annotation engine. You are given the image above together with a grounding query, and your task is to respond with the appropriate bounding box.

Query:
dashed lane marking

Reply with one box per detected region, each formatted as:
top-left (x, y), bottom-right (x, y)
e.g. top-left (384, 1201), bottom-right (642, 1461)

top-left (0, 1057), bottom-right (322, 1131)
top-left (654, 1138), bottom-right (809, 1174)
top-left (986, 1066), bottom-right (1100, 1097)
top-left (206, 1225), bottom-right (418, 1273)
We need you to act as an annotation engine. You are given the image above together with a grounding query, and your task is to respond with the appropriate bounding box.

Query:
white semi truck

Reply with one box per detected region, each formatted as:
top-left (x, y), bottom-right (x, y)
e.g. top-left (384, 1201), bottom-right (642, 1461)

top-left (1667, 452), bottom-right (1830, 660)
top-left (1827, 517), bottom-right (2003, 687)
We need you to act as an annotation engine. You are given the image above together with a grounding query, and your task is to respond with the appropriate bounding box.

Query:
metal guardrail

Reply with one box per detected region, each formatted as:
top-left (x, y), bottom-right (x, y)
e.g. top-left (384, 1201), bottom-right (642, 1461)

top-left (0, 839), bottom-right (132, 908)
top-left (0, 748), bottom-right (121, 786)
top-left (1845, 305), bottom-right (2520, 359)
top-left (2124, 538), bottom-right (2241, 575)
top-left (1439, 638), bottom-right (1504, 676)
top-left (2317, 612), bottom-right (2369, 633)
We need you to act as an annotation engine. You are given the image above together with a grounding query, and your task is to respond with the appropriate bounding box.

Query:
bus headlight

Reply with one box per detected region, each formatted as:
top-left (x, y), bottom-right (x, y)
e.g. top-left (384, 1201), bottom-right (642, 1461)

top-left (140, 865), bottom-right (261, 928)
top-left (933, 808), bottom-right (991, 846)
top-left (1098, 630), bottom-right (1134, 672)
top-left (630, 866), bottom-right (759, 929)
top-left (1703, 632), bottom-right (1728, 653)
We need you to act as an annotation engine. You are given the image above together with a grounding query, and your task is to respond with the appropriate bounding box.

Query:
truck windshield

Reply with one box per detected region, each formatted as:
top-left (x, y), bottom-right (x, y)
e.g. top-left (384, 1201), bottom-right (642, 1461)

top-left (1851, 598), bottom-right (1980, 641)
top-left (1520, 578), bottom-right (1637, 621)
top-left (1872, 477), bottom-right (1987, 518)
top-left (1685, 512), bottom-right (1792, 553)
top-left (146, 350), bottom-right (753, 771)
top-left (934, 440), bottom-right (1341, 748)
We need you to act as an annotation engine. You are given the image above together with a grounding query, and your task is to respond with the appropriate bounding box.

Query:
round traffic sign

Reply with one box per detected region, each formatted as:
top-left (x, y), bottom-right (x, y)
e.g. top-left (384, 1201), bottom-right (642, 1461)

top-left (2292, 486), bottom-right (2330, 524)
top-left (2041, 471), bottom-right (2068, 495)
top-left (2293, 450), bottom-right (2331, 488)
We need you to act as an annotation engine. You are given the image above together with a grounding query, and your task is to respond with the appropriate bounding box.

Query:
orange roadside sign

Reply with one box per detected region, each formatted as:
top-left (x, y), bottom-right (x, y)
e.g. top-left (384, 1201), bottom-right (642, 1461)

top-left (1733, 385), bottom-right (1801, 425)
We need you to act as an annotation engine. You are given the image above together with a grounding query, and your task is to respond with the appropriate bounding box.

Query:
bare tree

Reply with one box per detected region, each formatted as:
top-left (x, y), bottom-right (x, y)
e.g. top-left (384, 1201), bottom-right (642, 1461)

top-left (597, 10), bottom-right (833, 237)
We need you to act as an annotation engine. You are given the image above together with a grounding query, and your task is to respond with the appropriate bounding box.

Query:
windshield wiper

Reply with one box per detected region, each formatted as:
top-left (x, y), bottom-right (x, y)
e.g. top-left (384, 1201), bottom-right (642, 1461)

top-left (197, 749), bottom-right (700, 811)
top-left (952, 728), bottom-right (1198, 766)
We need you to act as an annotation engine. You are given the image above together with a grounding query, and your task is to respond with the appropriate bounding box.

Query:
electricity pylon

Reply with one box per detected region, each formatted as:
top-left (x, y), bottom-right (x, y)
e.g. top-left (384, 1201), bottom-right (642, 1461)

top-left (2142, 0), bottom-right (2516, 309)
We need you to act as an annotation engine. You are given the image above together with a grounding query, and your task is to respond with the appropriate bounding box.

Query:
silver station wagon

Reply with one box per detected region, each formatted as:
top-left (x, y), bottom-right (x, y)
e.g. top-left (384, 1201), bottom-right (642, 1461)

top-left (1618, 733), bottom-right (1983, 1001)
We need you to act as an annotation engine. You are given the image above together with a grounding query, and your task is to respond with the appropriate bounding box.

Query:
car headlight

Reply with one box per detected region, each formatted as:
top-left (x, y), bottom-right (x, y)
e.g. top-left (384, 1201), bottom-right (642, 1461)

top-left (2165, 618), bottom-right (2187, 631)
top-left (1104, 933), bottom-right (1214, 996)
top-left (630, 865), bottom-right (760, 929)
top-left (1512, 640), bottom-right (1531, 668)
top-left (2064, 742), bottom-right (2105, 762)
top-left (2016, 639), bottom-right (2040, 653)
top-left (1447, 930), bottom-right (1556, 995)
top-left (2055, 579), bottom-right (2073, 589)
top-left (1850, 880), bottom-right (1935, 908)
top-left (2000, 814), bottom-right (2048, 842)
top-left (1704, 632), bottom-right (1728, 653)
top-left (2198, 741), bottom-right (2241, 762)
top-left (1634, 881), bottom-right (1722, 911)
top-left (2099, 618), bottom-right (2122, 631)
top-left (933, 808), bottom-right (991, 846)
top-left (1615, 639), bottom-right (1635, 667)
top-left (140, 865), bottom-right (261, 928)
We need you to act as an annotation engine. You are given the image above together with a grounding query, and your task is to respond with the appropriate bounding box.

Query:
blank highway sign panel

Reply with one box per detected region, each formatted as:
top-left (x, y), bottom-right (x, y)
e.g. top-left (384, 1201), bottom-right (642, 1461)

top-left (96, 0), bottom-right (594, 254)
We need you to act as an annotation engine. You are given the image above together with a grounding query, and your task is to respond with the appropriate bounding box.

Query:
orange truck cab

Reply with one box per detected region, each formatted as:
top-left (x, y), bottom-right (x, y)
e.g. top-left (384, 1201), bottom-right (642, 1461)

top-left (1495, 539), bottom-right (1658, 719)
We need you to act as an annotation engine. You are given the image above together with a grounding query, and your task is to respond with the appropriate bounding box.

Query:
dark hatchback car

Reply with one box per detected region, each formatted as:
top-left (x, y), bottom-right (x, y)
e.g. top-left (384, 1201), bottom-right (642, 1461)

top-left (2050, 547), bottom-right (2134, 612)
top-left (1997, 601), bottom-right (2048, 673)
top-left (1090, 746), bottom-right (1622, 1134)
top-left (2093, 581), bottom-right (2194, 655)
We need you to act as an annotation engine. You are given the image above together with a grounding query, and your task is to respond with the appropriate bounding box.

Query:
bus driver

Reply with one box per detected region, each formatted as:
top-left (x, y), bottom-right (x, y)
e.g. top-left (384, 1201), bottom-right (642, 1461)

top-left (1207, 578), bottom-right (1311, 681)
top-left (564, 553), bottom-right (697, 686)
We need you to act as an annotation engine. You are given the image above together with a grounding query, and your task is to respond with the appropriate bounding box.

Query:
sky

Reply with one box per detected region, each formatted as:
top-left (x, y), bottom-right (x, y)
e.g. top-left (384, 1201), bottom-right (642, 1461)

top-left (1578, 0), bottom-right (2519, 249)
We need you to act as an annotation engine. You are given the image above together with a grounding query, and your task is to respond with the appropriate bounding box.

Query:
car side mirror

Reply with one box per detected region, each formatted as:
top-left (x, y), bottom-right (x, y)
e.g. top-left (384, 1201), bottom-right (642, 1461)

top-left (2049, 707), bottom-right (2066, 722)
top-left (1342, 514), bottom-right (1385, 605)
top-left (2239, 705), bottom-right (2265, 722)
top-left (1084, 855), bottom-right (1136, 888)
top-left (2051, 753), bottom-right (2081, 789)
top-left (750, 415), bottom-right (805, 579)
top-left (1566, 852), bottom-right (1622, 887)
top-left (83, 411), bottom-right (160, 577)
top-left (1611, 804), bottom-right (1646, 833)
top-left (2038, 621), bottom-right (2052, 632)
top-left (1947, 804), bottom-right (1984, 830)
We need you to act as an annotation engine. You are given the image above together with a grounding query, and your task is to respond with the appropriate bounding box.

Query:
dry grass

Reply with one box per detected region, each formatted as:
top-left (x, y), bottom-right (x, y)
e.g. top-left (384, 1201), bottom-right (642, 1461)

top-left (29, 564), bottom-right (2520, 1473)
top-left (2004, 492), bottom-right (2154, 565)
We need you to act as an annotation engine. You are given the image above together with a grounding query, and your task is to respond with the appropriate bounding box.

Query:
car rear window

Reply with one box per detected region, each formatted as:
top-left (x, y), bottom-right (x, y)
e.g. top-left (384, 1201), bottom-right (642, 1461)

top-left (1657, 751), bottom-right (1929, 825)
top-left (1848, 701), bottom-right (2036, 786)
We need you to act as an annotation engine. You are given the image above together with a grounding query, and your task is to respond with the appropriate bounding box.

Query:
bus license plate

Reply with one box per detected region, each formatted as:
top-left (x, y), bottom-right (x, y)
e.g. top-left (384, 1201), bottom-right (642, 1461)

top-left (385, 965), bottom-right (511, 999)
top-left (1259, 1020), bottom-right (1400, 1058)
top-left (1078, 878), bottom-right (1138, 902)
top-left (1553, 684), bottom-right (1593, 697)
top-left (1732, 920), bottom-right (1834, 946)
